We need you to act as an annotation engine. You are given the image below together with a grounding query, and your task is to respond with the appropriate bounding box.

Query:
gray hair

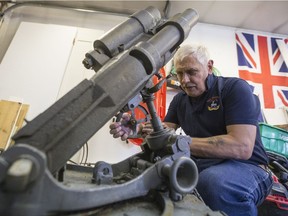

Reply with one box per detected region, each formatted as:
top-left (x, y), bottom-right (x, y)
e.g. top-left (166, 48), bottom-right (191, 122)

top-left (173, 44), bottom-right (210, 66)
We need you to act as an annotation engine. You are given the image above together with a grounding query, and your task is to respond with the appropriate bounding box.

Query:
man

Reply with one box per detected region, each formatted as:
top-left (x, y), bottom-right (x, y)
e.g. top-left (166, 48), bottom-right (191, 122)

top-left (110, 44), bottom-right (273, 215)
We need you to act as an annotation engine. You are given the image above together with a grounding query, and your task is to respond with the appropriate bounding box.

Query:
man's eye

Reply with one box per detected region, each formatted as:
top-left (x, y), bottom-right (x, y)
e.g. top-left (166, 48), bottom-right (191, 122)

top-left (187, 70), bottom-right (197, 75)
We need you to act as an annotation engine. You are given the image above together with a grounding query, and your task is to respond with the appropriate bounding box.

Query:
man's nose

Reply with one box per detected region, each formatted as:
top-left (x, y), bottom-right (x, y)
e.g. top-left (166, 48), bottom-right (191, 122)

top-left (181, 73), bottom-right (190, 83)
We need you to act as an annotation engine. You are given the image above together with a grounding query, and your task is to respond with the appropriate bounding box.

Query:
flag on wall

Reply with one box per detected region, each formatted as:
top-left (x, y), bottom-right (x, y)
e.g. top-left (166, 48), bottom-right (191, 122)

top-left (236, 31), bottom-right (288, 108)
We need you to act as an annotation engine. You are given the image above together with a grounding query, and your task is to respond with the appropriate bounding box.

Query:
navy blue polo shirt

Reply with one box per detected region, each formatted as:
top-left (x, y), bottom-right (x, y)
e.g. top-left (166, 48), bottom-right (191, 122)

top-left (164, 74), bottom-right (268, 168)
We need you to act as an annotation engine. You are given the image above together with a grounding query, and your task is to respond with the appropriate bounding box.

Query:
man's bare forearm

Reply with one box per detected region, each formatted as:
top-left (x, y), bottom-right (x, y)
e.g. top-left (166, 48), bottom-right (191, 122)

top-left (190, 134), bottom-right (253, 160)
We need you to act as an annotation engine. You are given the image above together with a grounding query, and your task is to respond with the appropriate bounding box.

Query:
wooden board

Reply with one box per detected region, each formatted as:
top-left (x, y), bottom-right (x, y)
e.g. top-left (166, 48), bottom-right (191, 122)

top-left (9, 104), bottom-right (29, 147)
top-left (0, 100), bottom-right (29, 151)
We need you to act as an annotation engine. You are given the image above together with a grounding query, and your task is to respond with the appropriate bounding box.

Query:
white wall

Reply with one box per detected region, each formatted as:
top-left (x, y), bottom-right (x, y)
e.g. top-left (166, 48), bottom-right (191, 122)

top-left (0, 14), bottom-right (287, 164)
top-left (0, 22), bottom-right (77, 120)
top-left (185, 23), bottom-right (239, 77)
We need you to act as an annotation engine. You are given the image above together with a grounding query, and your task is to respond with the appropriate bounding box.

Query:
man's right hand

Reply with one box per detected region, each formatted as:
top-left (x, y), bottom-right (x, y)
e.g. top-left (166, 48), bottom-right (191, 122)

top-left (109, 113), bottom-right (133, 141)
top-left (109, 113), bottom-right (170, 141)
top-left (139, 122), bottom-right (153, 138)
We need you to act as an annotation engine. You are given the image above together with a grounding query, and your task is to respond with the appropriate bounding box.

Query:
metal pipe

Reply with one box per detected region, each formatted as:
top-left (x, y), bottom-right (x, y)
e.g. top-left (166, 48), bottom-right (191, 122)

top-left (0, 2), bottom-right (131, 18)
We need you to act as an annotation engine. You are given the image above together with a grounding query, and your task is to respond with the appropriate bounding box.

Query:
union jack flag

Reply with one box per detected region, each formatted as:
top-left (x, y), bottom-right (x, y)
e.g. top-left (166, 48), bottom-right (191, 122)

top-left (236, 31), bottom-right (288, 108)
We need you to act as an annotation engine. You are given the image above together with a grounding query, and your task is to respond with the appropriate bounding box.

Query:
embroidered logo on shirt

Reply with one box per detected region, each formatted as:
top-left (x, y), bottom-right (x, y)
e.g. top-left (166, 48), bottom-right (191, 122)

top-left (207, 96), bottom-right (220, 111)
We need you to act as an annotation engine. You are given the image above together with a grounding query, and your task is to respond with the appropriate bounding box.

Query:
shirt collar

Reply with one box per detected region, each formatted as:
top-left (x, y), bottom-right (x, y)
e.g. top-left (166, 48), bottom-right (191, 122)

top-left (205, 74), bottom-right (216, 91)
top-left (188, 74), bottom-right (216, 103)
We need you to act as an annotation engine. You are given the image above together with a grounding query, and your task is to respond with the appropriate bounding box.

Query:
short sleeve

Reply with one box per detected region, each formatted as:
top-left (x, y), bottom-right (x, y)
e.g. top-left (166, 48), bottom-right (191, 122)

top-left (223, 79), bottom-right (259, 126)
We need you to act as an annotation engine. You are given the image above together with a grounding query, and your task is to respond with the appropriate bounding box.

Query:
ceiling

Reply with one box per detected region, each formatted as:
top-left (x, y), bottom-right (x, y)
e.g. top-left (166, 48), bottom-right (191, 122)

top-left (3, 1), bottom-right (288, 35)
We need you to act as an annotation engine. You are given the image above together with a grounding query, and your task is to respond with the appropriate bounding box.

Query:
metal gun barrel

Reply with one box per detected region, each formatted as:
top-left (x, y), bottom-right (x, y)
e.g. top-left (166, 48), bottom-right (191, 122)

top-left (94, 6), bottom-right (161, 57)
top-left (149, 8), bottom-right (198, 57)
top-left (129, 8), bottom-right (199, 76)
top-left (84, 6), bottom-right (161, 71)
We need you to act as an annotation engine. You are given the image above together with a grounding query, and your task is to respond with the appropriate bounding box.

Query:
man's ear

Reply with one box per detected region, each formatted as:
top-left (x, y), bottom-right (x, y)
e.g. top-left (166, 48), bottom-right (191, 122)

top-left (208, 59), bottom-right (214, 74)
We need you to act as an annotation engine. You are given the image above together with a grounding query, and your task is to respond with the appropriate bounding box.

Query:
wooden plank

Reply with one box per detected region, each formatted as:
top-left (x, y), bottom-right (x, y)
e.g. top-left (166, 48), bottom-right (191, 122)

top-left (8, 104), bottom-right (29, 147)
top-left (0, 100), bottom-right (29, 151)
top-left (0, 100), bottom-right (21, 151)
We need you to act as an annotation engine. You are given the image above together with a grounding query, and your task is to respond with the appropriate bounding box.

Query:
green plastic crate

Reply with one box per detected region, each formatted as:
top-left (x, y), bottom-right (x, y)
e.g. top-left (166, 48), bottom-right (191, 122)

top-left (259, 123), bottom-right (288, 158)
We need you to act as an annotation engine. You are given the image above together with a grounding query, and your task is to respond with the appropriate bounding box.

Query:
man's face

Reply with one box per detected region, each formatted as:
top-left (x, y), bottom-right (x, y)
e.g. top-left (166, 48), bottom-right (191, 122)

top-left (175, 55), bottom-right (209, 97)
